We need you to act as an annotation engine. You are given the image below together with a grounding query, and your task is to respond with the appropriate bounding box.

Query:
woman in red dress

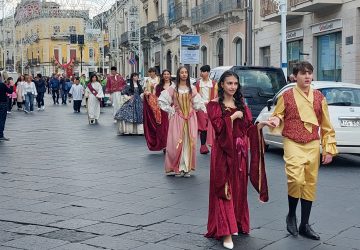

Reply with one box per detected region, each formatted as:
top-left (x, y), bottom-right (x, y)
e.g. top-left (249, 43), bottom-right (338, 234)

top-left (205, 71), bottom-right (273, 249)
top-left (143, 70), bottom-right (172, 151)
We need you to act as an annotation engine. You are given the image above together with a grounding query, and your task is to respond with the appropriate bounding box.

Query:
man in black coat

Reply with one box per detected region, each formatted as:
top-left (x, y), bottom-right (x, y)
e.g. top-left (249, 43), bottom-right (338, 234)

top-left (34, 73), bottom-right (46, 110)
top-left (0, 73), bottom-right (15, 141)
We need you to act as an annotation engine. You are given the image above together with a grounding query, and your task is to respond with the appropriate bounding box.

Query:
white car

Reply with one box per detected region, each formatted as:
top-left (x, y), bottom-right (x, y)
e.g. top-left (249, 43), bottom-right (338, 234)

top-left (256, 81), bottom-right (360, 154)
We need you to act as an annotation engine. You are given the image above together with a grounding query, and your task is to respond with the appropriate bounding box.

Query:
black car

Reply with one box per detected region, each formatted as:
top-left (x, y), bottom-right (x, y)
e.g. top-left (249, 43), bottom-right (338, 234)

top-left (209, 66), bottom-right (287, 122)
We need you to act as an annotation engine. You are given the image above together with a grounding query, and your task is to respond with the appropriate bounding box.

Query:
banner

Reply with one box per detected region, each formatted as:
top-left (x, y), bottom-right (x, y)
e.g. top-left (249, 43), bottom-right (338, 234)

top-left (180, 35), bottom-right (201, 64)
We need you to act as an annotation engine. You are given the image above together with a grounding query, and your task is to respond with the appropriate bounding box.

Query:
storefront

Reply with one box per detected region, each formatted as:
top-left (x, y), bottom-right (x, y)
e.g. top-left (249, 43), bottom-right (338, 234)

top-left (287, 28), bottom-right (304, 75)
top-left (312, 19), bottom-right (343, 82)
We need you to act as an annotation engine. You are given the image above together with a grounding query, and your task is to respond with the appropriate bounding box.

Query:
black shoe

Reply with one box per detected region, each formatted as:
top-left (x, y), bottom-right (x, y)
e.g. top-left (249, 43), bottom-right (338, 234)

top-left (299, 224), bottom-right (320, 240)
top-left (0, 137), bottom-right (10, 141)
top-left (286, 215), bottom-right (298, 236)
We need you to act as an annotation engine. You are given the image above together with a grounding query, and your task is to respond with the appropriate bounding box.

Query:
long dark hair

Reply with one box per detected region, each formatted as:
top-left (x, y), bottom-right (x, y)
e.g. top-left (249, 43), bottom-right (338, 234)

top-left (175, 66), bottom-right (192, 94)
top-left (218, 70), bottom-right (245, 113)
top-left (156, 69), bottom-right (171, 93)
top-left (129, 72), bottom-right (142, 95)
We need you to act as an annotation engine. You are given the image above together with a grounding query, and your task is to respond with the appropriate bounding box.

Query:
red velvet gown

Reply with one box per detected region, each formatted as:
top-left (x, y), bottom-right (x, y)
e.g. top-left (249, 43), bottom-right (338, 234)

top-left (143, 85), bottom-right (169, 151)
top-left (205, 101), bottom-right (269, 240)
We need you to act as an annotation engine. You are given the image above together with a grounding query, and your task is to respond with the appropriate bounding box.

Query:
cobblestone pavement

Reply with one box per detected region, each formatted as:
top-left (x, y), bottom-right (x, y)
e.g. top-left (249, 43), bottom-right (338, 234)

top-left (0, 95), bottom-right (360, 250)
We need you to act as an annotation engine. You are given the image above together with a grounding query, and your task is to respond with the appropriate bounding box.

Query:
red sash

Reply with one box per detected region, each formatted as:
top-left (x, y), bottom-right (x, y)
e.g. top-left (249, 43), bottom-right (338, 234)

top-left (87, 83), bottom-right (103, 105)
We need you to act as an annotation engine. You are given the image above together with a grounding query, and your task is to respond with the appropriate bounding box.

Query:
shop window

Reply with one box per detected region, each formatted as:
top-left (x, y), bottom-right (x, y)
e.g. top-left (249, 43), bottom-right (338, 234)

top-left (287, 40), bottom-right (303, 75)
top-left (217, 38), bottom-right (224, 67)
top-left (317, 32), bottom-right (342, 81)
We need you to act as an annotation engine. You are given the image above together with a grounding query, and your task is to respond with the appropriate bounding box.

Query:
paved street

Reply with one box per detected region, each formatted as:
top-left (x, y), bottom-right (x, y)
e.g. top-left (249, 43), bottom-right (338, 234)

top-left (0, 95), bottom-right (360, 250)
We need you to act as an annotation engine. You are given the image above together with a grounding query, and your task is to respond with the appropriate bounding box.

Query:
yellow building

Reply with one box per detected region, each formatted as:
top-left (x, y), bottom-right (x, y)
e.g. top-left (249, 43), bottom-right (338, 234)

top-left (14, 0), bottom-right (100, 77)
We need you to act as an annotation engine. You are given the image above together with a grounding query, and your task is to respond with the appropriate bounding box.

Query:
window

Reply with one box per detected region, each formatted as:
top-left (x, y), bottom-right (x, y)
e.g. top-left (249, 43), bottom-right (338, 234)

top-left (235, 38), bottom-right (242, 65)
top-left (317, 32), bottom-right (342, 81)
top-left (53, 26), bottom-right (60, 34)
top-left (287, 40), bottom-right (303, 75)
top-left (260, 46), bottom-right (270, 67)
top-left (89, 48), bottom-right (94, 60)
top-left (201, 46), bottom-right (207, 65)
top-left (69, 26), bottom-right (76, 34)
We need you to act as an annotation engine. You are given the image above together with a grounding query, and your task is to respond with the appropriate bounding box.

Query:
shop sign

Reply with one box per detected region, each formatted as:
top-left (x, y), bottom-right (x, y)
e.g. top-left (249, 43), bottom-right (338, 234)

top-left (312, 19), bottom-right (342, 34)
top-left (286, 29), bottom-right (303, 40)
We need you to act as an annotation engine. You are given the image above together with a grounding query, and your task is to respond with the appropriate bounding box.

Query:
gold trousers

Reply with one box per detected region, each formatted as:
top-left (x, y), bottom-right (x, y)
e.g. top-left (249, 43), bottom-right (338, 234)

top-left (283, 138), bottom-right (320, 201)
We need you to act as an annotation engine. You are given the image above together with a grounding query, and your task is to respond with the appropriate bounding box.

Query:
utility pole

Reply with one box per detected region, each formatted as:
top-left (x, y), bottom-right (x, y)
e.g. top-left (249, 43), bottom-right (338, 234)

top-left (246, 0), bottom-right (253, 66)
top-left (279, 0), bottom-right (288, 77)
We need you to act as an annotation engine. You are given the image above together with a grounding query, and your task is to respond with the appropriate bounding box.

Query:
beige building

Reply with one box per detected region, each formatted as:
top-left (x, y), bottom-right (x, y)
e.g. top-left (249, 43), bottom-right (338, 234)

top-left (13, 0), bottom-right (100, 77)
top-left (257, 0), bottom-right (360, 83)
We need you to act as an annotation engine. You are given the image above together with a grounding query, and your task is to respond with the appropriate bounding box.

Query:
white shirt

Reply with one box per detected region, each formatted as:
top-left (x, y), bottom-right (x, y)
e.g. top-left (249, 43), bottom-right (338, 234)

top-left (69, 84), bottom-right (84, 100)
top-left (198, 78), bottom-right (213, 103)
top-left (22, 82), bottom-right (37, 96)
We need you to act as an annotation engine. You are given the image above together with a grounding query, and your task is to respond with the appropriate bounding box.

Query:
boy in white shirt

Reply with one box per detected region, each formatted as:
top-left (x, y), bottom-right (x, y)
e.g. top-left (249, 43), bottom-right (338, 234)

top-left (69, 77), bottom-right (84, 113)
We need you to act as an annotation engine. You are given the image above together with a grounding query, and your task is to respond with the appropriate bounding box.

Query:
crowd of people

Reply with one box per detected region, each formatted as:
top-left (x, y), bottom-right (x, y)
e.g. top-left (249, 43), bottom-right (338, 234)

top-left (0, 61), bottom-right (339, 250)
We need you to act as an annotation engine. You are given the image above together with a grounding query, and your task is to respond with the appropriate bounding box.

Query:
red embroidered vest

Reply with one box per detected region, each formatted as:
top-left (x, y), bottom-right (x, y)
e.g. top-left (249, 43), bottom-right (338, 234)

top-left (282, 89), bottom-right (324, 144)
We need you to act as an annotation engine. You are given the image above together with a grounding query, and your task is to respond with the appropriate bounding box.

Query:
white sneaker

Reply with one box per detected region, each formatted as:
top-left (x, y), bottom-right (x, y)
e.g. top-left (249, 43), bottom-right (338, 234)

top-left (37, 108), bottom-right (41, 111)
top-left (41, 106), bottom-right (45, 110)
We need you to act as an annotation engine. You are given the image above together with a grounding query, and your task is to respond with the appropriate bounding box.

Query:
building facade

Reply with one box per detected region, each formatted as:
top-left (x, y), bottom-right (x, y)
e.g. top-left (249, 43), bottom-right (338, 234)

top-left (257, 0), bottom-right (360, 83)
top-left (0, 16), bottom-right (16, 72)
top-left (12, 0), bottom-right (100, 77)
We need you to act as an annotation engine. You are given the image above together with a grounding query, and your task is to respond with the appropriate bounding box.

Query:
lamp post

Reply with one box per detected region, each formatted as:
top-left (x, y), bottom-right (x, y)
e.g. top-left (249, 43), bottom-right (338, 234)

top-left (278, 0), bottom-right (288, 77)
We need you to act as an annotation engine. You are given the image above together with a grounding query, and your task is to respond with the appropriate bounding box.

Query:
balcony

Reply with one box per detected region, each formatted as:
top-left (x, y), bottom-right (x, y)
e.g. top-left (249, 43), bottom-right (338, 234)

top-left (140, 26), bottom-right (149, 42)
top-left (158, 14), bottom-right (172, 39)
top-left (147, 21), bottom-right (160, 41)
top-left (174, 2), bottom-right (191, 32)
top-left (290, 0), bottom-right (343, 12)
top-left (260, 0), bottom-right (305, 22)
top-left (120, 32), bottom-right (129, 45)
top-left (191, 0), bottom-right (245, 26)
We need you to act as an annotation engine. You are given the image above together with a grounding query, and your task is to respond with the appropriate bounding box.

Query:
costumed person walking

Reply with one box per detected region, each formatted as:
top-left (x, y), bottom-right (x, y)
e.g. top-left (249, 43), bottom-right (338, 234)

top-left (115, 72), bottom-right (144, 135)
top-left (69, 77), bottom-right (84, 113)
top-left (143, 67), bottom-right (160, 94)
top-left (22, 75), bottom-right (38, 113)
top-left (205, 70), bottom-right (272, 249)
top-left (0, 74), bottom-right (14, 141)
top-left (268, 61), bottom-right (337, 240)
top-left (85, 74), bottom-right (104, 124)
top-left (158, 66), bottom-right (206, 177)
top-left (195, 65), bottom-right (218, 154)
top-left (143, 69), bottom-right (172, 151)
top-left (105, 66), bottom-right (126, 122)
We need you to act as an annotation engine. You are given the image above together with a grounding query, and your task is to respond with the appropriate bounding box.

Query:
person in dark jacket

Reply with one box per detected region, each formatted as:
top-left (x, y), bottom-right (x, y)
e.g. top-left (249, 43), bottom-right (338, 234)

top-left (50, 74), bottom-right (60, 104)
top-left (34, 73), bottom-right (46, 111)
top-left (0, 73), bottom-right (15, 141)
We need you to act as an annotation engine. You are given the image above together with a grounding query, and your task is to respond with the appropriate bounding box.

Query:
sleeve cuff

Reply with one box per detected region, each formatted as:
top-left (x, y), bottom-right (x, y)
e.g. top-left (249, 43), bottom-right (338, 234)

top-left (322, 141), bottom-right (338, 156)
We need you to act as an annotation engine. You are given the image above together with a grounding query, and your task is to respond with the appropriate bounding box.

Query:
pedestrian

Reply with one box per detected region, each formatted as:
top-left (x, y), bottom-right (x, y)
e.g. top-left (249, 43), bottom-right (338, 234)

top-left (60, 75), bottom-right (67, 104)
top-left (0, 73), bottom-right (15, 141)
top-left (143, 69), bottom-right (172, 151)
top-left (143, 67), bottom-right (160, 95)
top-left (15, 75), bottom-right (25, 111)
top-left (50, 74), bottom-right (60, 104)
top-left (84, 74), bottom-right (104, 124)
top-left (268, 61), bottom-right (337, 240)
top-left (205, 70), bottom-right (272, 249)
top-left (5, 77), bottom-right (16, 114)
top-left (22, 74), bottom-right (37, 113)
top-left (114, 72), bottom-right (144, 135)
top-left (195, 65), bottom-right (218, 154)
top-left (34, 73), bottom-right (46, 111)
top-left (158, 66), bottom-right (206, 177)
top-left (105, 66), bottom-right (126, 122)
top-left (69, 77), bottom-right (84, 113)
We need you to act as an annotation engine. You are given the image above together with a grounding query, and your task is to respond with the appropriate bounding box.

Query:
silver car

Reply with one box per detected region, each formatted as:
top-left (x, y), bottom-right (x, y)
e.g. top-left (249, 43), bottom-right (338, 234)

top-left (256, 81), bottom-right (360, 154)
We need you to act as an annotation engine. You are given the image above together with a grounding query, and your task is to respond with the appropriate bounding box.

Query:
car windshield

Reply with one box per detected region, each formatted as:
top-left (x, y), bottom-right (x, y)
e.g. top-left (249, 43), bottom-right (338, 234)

top-left (320, 87), bottom-right (360, 106)
top-left (234, 68), bottom-right (287, 96)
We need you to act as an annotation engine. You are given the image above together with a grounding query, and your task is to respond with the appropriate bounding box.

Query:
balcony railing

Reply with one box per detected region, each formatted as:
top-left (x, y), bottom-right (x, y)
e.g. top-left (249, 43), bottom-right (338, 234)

top-left (290, 0), bottom-right (312, 6)
top-left (120, 32), bottom-right (129, 44)
top-left (140, 26), bottom-right (147, 39)
top-left (191, 0), bottom-right (245, 25)
top-left (174, 2), bottom-right (190, 22)
top-left (147, 21), bottom-right (158, 35)
top-left (289, 0), bottom-right (343, 12)
top-left (158, 14), bottom-right (171, 30)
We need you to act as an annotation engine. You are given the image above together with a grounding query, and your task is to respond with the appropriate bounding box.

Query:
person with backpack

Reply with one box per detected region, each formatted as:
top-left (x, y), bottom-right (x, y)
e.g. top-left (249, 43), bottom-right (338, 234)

top-left (34, 73), bottom-right (46, 111)
top-left (50, 74), bottom-right (60, 104)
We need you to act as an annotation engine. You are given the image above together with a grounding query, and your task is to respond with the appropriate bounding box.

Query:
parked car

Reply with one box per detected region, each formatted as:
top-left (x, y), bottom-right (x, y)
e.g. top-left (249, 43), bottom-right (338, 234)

top-left (255, 81), bottom-right (360, 154)
top-left (209, 66), bottom-right (287, 121)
